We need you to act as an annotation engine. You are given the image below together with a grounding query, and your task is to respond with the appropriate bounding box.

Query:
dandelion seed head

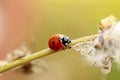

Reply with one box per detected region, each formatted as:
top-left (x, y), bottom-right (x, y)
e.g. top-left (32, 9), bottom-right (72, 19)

top-left (99, 15), bottom-right (117, 31)
top-left (6, 45), bottom-right (48, 74)
top-left (31, 60), bottom-right (48, 73)
top-left (73, 15), bottom-right (120, 74)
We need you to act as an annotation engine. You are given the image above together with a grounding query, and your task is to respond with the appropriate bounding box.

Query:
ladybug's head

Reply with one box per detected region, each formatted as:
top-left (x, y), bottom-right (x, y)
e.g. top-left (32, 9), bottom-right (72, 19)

top-left (59, 36), bottom-right (71, 48)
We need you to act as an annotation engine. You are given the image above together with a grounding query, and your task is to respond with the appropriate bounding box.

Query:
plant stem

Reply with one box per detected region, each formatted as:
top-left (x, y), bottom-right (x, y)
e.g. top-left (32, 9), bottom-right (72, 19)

top-left (0, 34), bottom-right (97, 73)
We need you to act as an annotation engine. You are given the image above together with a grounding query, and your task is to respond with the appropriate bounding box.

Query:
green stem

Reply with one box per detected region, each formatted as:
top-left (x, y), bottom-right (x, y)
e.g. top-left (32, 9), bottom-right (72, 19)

top-left (0, 34), bottom-right (97, 73)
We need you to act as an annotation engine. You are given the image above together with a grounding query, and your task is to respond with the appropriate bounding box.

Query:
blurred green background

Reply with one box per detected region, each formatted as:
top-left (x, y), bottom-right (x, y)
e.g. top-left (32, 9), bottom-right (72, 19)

top-left (1, 0), bottom-right (120, 80)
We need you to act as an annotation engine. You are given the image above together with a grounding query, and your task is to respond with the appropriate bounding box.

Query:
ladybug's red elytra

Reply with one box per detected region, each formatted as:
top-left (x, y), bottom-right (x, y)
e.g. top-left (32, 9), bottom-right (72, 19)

top-left (48, 34), bottom-right (71, 51)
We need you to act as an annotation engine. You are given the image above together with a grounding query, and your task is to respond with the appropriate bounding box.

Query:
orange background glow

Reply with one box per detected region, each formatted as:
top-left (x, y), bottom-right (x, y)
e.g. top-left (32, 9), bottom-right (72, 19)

top-left (1, 0), bottom-right (120, 80)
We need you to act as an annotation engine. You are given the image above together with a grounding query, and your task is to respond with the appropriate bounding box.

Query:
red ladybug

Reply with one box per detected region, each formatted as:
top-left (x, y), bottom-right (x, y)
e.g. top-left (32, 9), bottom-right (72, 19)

top-left (48, 34), bottom-right (71, 51)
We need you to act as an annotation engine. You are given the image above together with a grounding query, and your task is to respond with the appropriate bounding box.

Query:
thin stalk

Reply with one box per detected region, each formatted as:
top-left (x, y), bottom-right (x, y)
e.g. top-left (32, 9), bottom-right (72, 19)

top-left (0, 34), bottom-right (97, 73)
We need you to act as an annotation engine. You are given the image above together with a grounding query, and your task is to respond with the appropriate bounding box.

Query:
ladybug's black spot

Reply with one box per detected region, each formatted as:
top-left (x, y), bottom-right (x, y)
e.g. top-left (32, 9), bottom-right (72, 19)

top-left (52, 41), bottom-right (55, 45)
top-left (56, 46), bottom-right (59, 50)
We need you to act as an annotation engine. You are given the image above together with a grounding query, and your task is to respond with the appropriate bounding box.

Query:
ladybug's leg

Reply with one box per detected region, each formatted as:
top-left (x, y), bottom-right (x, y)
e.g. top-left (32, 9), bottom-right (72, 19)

top-left (67, 45), bottom-right (71, 49)
top-left (66, 40), bottom-right (71, 49)
top-left (64, 43), bottom-right (71, 49)
top-left (62, 47), bottom-right (65, 50)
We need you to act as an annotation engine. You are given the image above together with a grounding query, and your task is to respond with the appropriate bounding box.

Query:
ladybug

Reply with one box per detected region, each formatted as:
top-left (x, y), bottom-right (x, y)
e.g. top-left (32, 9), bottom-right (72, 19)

top-left (48, 34), bottom-right (71, 51)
